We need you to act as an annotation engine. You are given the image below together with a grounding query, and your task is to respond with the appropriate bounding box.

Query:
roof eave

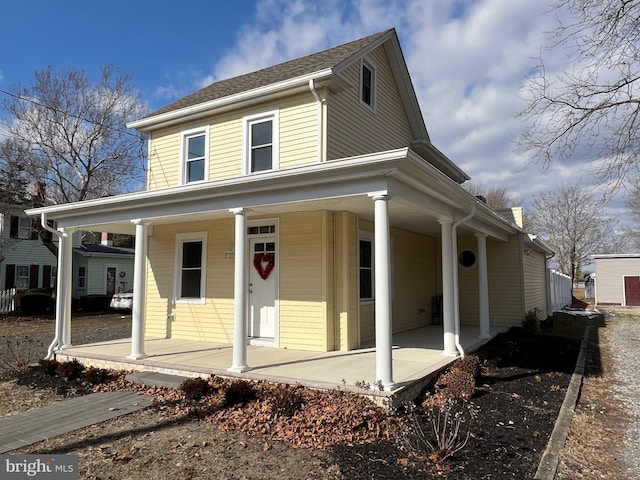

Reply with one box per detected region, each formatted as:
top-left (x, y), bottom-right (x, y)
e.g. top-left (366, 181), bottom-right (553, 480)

top-left (128, 69), bottom-right (334, 131)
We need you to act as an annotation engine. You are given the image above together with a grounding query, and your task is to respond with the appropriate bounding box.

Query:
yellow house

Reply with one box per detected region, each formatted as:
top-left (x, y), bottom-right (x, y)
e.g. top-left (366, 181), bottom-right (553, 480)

top-left (27, 28), bottom-right (555, 390)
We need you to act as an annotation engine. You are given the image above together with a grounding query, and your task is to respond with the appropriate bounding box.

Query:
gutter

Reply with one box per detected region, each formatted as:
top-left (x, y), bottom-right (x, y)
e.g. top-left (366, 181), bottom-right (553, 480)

top-left (451, 203), bottom-right (477, 358)
top-left (40, 213), bottom-right (66, 360)
top-left (309, 79), bottom-right (324, 163)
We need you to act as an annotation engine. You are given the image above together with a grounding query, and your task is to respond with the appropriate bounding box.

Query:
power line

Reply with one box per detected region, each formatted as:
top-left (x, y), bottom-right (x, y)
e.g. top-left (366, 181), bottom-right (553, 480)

top-left (0, 88), bottom-right (143, 139)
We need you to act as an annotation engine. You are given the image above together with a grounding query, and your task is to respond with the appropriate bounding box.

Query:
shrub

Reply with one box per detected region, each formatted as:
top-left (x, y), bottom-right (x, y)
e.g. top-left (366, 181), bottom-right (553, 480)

top-left (454, 355), bottom-right (481, 379)
top-left (56, 359), bottom-right (84, 380)
top-left (224, 379), bottom-right (256, 407)
top-left (0, 336), bottom-right (44, 374)
top-left (269, 386), bottom-right (302, 416)
top-left (39, 358), bottom-right (60, 376)
top-left (522, 310), bottom-right (541, 335)
top-left (79, 295), bottom-right (111, 312)
top-left (81, 366), bottom-right (111, 385)
top-left (19, 293), bottom-right (54, 315)
top-left (180, 377), bottom-right (212, 400)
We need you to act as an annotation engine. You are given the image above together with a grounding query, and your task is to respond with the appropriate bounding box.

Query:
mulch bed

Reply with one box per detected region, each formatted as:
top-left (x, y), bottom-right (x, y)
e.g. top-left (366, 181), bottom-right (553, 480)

top-left (4, 323), bottom-right (581, 479)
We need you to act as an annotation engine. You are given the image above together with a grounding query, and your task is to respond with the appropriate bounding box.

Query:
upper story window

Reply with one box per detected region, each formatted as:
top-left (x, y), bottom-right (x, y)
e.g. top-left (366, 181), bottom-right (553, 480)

top-left (360, 58), bottom-right (376, 110)
top-left (244, 111), bottom-right (279, 174)
top-left (175, 232), bottom-right (207, 304)
top-left (10, 216), bottom-right (37, 240)
top-left (180, 127), bottom-right (209, 184)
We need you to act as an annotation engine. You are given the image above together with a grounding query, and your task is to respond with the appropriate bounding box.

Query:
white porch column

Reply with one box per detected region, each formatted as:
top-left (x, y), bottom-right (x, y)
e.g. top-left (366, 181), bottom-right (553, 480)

top-left (128, 220), bottom-right (149, 360)
top-left (60, 228), bottom-right (74, 349)
top-left (439, 219), bottom-right (457, 356)
top-left (228, 208), bottom-right (250, 373)
top-left (476, 233), bottom-right (491, 339)
top-left (371, 193), bottom-right (394, 390)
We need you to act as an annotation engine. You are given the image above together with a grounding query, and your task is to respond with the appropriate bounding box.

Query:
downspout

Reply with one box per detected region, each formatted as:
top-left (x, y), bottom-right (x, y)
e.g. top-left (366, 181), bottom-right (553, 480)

top-left (309, 79), bottom-right (324, 163)
top-left (40, 213), bottom-right (66, 360)
top-left (451, 203), bottom-right (477, 358)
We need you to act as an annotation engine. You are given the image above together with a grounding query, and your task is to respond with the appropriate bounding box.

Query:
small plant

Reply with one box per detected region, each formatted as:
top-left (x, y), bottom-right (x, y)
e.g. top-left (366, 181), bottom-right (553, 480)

top-left (56, 359), bottom-right (84, 380)
top-left (355, 380), bottom-right (371, 391)
top-left (223, 379), bottom-right (256, 407)
top-left (0, 336), bottom-right (44, 374)
top-left (180, 377), bottom-right (212, 400)
top-left (269, 386), bottom-right (302, 416)
top-left (522, 310), bottom-right (541, 335)
top-left (39, 358), bottom-right (60, 376)
top-left (81, 366), bottom-right (112, 385)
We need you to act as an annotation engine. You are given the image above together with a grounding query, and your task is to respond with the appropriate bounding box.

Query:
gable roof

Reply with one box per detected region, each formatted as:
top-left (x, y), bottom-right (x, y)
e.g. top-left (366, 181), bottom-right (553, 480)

top-left (148, 29), bottom-right (393, 119)
top-left (128, 28), bottom-right (469, 183)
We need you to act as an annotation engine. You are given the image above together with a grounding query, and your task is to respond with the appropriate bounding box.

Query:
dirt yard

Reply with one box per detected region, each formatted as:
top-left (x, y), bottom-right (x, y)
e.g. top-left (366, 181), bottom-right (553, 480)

top-left (0, 312), bottom-right (599, 479)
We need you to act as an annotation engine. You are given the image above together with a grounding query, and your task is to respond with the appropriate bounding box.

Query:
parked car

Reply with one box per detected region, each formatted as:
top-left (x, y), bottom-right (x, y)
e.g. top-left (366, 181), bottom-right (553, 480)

top-left (110, 289), bottom-right (133, 311)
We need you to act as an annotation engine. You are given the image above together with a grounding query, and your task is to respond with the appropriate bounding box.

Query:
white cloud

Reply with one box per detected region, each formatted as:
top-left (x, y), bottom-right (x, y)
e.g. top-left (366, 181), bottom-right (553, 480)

top-left (191, 0), bottom-right (626, 221)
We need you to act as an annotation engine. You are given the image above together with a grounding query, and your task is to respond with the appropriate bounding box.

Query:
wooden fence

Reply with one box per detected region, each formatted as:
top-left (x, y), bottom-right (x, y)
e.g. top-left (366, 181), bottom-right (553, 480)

top-left (0, 287), bottom-right (16, 314)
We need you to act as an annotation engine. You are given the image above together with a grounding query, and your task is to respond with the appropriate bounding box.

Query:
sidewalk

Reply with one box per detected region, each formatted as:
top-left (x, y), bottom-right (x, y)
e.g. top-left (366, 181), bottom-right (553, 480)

top-left (0, 391), bottom-right (152, 454)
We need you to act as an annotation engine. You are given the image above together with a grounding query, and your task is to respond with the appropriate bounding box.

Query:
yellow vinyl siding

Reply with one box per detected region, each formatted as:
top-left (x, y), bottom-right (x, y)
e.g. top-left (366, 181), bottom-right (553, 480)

top-left (279, 212), bottom-right (327, 351)
top-left (523, 249), bottom-right (548, 319)
top-left (145, 93), bottom-right (318, 190)
top-left (457, 236), bottom-right (480, 325)
top-left (327, 46), bottom-right (414, 160)
top-left (145, 219), bottom-right (235, 343)
top-left (391, 228), bottom-right (437, 332)
top-left (335, 212), bottom-right (359, 351)
top-left (487, 236), bottom-right (525, 326)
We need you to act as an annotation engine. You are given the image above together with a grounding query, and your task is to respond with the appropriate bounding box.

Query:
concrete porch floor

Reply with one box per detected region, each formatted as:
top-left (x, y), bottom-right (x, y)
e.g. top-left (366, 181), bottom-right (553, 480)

top-left (57, 325), bottom-right (503, 403)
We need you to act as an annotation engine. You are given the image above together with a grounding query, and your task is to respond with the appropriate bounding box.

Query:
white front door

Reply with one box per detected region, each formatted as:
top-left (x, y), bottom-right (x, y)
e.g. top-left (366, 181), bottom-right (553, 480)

top-left (249, 237), bottom-right (277, 339)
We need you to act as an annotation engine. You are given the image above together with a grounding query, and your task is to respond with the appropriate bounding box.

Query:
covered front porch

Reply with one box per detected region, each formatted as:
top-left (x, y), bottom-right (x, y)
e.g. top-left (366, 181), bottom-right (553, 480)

top-left (56, 324), bottom-right (503, 404)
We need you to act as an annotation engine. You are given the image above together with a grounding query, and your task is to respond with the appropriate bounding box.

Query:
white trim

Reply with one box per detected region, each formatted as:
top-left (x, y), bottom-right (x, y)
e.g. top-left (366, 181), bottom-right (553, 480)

top-left (174, 231), bottom-right (208, 305)
top-left (242, 110), bottom-right (280, 175)
top-left (179, 126), bottom-right (210, 185)
top-left (359, 57), bottom-right (377, 112)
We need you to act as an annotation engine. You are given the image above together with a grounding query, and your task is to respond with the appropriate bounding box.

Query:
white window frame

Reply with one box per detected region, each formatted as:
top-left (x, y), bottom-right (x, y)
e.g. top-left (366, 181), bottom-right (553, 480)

top-left (16, 265), bottom-right (30, 290)
top-left (174, 232), bottom-right (208, 305)
top-left (358, 231), bottom-right (375, 303)
top-left (360, 57), bottom-right (377, 111)
top-left (179, 126), bottom-right (209, 185)
top-left (242, 110), bottom-right (279, 174)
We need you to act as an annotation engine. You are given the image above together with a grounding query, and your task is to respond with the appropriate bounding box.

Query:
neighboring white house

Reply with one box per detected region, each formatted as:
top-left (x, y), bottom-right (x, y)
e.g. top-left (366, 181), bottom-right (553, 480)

top-left (592, 254), bottom-right (640, 306)
top-left (0, 206), bottom-right (133, 299)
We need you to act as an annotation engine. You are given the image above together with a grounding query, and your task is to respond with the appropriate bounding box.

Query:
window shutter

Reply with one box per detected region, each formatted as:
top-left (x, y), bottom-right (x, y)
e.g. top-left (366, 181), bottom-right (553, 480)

top-left (9, 217), bottom-right (18, 238)
top-left (29, 265), bottom-right (39, 289)
top-left (5, 264), bottom-right (15, 288)
top-left (42, 265), bottom-right (51, 288)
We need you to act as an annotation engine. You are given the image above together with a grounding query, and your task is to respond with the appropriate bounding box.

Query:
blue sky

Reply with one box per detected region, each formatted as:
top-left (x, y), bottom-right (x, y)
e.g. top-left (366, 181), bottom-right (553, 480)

top-left (0, 0), bottom-right (627, 221)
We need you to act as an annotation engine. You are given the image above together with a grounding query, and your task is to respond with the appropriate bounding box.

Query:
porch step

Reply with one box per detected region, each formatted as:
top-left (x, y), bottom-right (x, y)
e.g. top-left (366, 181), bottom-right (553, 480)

top-left (125, 371), bottom-right (192, 388)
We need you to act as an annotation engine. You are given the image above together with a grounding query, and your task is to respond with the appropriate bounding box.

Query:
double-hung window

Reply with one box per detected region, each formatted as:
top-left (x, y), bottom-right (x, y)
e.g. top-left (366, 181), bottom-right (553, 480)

top-left (175, 232), bottom-right (207, 303)
top-left (10, 216), bottom-right (37, 240)
top-left (360, 58), bottom-right (376, 110)
top-left (180, 127), bottom-right (209, 184)
top-left (359, 234), bottom-right (374, 301)
top-left (244, 111), bottom-right (279, 173)
top-left (16, 265), bottom-right (30, 290)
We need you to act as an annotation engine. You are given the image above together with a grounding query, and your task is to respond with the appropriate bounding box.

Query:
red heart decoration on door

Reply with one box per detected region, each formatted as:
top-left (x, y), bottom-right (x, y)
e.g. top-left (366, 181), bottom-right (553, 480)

top-left (253, 253), bottom-right (275, 280)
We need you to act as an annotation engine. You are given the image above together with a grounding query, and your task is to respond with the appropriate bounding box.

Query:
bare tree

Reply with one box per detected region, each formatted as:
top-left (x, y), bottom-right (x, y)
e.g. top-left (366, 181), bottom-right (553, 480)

top-left (527, 183), bottom-right (621, 284)
top-left (0, 66), bottom-right (149, 254)
top-left (463, 182), bottom-right (522, 209)
top-left (517, 0), bottom-right (640, 191)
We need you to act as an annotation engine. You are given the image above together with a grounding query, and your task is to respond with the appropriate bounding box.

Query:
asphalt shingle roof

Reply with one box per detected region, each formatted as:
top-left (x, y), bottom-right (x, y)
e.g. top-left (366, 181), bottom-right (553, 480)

top-left (145, 29), bottom-right (394, 119)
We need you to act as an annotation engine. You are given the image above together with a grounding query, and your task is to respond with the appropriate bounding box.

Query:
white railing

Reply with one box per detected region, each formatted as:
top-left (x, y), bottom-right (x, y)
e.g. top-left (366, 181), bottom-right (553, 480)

top-left (0, 287), bottom-right (16, 314)
top-left (547, 269), bottom-right (572, 313)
